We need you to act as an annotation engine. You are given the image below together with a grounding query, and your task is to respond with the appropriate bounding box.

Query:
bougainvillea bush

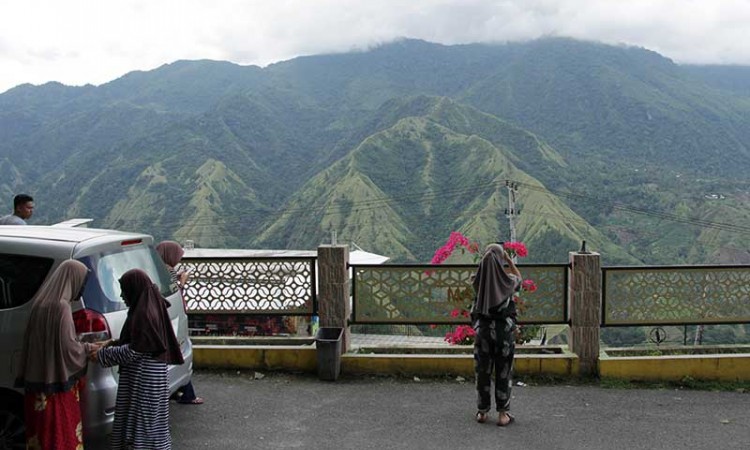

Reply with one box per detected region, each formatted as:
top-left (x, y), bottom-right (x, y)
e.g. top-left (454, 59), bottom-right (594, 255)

top-left (429, 233), bottom-right (539, 345)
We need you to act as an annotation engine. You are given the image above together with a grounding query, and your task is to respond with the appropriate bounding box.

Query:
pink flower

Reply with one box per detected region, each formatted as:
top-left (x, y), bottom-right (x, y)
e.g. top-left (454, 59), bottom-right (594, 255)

top-left (431, 231), bottom-right (478, 264)
top-left (450, 309), bottom-right (460, 318)
top-left (503, 241), bottom-right (528, 258)
top-left (522, 279), bottom-right (538, 293)
top-left (449, 231), bottom-right (469, 248)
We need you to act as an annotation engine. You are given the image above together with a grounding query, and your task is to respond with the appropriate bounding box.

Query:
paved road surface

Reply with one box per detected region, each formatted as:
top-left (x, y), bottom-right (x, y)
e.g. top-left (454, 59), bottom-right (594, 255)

top-left (171, 371), bottom-right (749, 449)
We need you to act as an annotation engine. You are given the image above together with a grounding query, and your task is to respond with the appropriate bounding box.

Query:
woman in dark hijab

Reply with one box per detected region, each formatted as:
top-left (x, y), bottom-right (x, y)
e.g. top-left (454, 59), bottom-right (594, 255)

top-left (155, 240), bottom-right (203, 405)
top-left (471, 243), bottom-right (522, 426)
top-left (16, 259), bottom-right (94, 450)
top-left (92, 269), bottom-right (183, 450)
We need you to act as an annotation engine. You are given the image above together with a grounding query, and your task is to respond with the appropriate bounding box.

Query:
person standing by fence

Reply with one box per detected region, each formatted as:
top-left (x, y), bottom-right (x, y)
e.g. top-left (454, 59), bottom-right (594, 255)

top-left (156, 240), bottom-right (204, 405)
top-left (471, 243), bottom-right (521, 426)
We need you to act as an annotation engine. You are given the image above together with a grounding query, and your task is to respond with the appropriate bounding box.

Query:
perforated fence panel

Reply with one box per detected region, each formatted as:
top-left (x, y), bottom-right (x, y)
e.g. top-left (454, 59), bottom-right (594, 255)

top-left (602, 266), bottom-right (750, 326)
top-left (351, 264), bottom-right (568, 325)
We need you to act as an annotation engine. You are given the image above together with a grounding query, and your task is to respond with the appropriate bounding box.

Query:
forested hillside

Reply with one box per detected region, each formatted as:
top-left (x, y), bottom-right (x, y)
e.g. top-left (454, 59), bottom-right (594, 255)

top-left (1, 38), bottom-right (748, 263)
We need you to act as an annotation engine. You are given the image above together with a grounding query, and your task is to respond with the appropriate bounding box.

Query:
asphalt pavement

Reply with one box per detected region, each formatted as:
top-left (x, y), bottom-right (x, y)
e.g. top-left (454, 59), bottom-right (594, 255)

top-left (170, 370), bottom-right (749, 449)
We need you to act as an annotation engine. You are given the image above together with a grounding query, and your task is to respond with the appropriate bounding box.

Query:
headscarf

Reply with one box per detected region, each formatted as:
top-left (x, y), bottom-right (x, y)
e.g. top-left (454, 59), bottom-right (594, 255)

top-left (119, 269), bottom-right (184, 365)
top-left (471, 243), bottom-right (521, 318)
top-left (156, 240), bottom-right (184, 268)
top-left (16, 259), bottom-right (89, 394)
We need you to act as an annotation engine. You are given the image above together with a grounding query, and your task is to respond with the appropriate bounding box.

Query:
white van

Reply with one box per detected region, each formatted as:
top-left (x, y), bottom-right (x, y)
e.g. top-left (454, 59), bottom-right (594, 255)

top-left (0, 226), bottom-right (193, 449)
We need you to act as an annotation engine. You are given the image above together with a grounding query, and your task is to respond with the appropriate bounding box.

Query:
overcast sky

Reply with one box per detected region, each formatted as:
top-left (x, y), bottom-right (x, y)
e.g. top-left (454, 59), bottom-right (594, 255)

top-left (2, 0), bottom-right (750, 93)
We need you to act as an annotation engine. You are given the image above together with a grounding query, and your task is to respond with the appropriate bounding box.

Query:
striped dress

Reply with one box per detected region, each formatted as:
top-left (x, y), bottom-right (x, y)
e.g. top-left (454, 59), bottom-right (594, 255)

top-left (98, 344), bottom-right (171, 450)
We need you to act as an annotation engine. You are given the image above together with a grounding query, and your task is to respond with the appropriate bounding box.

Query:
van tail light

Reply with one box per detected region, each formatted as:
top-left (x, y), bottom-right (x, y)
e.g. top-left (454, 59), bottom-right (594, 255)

top-left (73, 308), bottom-right (111, 343)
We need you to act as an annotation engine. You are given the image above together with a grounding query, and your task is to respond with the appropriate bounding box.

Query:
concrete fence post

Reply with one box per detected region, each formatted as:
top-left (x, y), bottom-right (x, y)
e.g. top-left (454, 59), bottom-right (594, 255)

top-left (317, 245), bottom-right (351, 352)
top-left (568, 250), bottom-right (602, 376)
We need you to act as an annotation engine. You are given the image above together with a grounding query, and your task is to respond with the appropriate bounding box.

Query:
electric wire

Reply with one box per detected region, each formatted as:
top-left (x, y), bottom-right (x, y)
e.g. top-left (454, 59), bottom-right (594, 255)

top-left (100, 176), bottom-right (750, 260)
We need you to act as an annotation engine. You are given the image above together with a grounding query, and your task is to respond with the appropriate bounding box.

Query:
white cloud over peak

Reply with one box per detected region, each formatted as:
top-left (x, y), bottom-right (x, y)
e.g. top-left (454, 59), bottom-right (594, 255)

top-left (2, 0), bottom-right (750, 93)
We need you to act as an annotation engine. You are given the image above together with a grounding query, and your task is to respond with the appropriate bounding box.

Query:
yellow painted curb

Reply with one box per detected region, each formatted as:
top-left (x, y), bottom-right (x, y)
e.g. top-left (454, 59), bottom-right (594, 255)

top-left (343, 353), bottom-right (578, 377)
top-left (343, 354), bottom-right (474, 376)
top-left (194, 345), bottom-right (317, 371)
top-left (600, 353), bottom-right (750, 381)
top-left (194, 345), bottom-right (579, 377)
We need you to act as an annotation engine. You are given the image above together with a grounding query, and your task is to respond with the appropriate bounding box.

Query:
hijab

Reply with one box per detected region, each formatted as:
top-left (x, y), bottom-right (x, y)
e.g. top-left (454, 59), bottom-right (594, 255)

top-left (471, 243), bottom-right (521, 318)
top-left (156, 240), bottom-right (184, 268)
top-left (16, 259), bottom-right (89, 394)
top-left (118, 269), bottom-right (184, 365)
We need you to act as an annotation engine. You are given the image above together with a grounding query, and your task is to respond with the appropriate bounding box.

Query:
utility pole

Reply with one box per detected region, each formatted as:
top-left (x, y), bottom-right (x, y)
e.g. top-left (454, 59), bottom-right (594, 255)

top-left (505, 180), bottom-right (519, 244)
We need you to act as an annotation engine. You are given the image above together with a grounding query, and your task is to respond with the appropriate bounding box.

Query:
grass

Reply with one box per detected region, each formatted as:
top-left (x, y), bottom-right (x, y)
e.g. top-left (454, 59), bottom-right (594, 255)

top-left (604, 345), bottom-right (750, 357)
top-left (599, 377), bottom-right (750, 393)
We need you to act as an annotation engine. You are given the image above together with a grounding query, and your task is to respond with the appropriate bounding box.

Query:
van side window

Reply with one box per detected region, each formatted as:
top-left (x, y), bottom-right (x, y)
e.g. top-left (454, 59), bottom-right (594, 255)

top-left (0, 254), bottom-right (54, 309)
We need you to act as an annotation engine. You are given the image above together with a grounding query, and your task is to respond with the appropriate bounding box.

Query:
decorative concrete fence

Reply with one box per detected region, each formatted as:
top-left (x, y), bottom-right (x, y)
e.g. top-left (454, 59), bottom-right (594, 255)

top-left (183, 246), bottom-right (750, 381)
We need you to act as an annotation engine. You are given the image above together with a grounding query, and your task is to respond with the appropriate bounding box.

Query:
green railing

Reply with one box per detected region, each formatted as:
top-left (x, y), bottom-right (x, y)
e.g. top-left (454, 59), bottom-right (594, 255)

top-left (350, 264), bottom-right (569, 325)
top-left (602, 265), bottom-right (750, 326)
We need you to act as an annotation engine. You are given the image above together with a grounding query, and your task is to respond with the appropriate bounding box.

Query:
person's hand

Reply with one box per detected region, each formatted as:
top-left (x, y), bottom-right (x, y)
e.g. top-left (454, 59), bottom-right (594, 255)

top-left (97, 339), bottom-right (115, 348)
top-left (88, 346), bottom-right (101, 362)
top-left (502, 249), bottom-right (513, 263)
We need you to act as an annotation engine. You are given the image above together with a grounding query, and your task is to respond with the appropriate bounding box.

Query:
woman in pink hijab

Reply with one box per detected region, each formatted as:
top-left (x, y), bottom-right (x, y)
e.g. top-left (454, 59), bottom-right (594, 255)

top-left (15, 259), bottom-right (97, 449)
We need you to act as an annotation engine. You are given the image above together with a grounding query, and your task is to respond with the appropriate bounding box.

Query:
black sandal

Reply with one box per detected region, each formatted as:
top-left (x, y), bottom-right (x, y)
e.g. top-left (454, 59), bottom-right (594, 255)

top-left (476, 411), bottom-right (488, 423)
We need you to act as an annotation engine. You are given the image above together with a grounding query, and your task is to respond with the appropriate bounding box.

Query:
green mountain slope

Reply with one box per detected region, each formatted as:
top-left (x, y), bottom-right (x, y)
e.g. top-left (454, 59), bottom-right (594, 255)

top-left (258, 109), bottom-right (638, 263)
top-left (0, 38), bottom-right (748, 264)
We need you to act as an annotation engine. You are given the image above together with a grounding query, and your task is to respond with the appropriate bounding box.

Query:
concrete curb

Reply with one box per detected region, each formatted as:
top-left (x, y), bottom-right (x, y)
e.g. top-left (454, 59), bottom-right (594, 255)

top-left (600, 351), bottom-right (750, 381)
top-left (194, 345), bottom-right (579, 377)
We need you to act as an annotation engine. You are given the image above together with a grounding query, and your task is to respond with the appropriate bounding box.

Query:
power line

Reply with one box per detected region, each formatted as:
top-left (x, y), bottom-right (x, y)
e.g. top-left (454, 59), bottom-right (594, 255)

top-left (104, 178), bottom-right (750, 240)
top-left (512, 181), bottom-right (750, 234)
top-left (110, 179), bottom-right (510, 229)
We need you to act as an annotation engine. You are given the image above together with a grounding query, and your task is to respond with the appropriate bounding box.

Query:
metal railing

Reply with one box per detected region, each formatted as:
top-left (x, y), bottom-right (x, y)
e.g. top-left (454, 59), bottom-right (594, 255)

top-left (350, 263), bottom-right (569, 325)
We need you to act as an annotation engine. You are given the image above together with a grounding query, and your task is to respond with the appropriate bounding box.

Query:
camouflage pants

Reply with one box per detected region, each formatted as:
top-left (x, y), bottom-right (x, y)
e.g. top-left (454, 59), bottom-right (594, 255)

top-left (473, 313), bottom-right (516, 413)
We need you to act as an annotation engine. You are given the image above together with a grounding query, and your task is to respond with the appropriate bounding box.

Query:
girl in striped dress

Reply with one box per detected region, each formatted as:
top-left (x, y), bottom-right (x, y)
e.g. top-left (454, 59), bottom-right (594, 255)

top-left (93, 269), bottom-right (184, 450)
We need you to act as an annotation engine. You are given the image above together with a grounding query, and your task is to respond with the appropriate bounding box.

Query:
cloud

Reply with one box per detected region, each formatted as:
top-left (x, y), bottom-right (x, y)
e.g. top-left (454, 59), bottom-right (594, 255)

top-left (2, 0), bottom-right (750, 93)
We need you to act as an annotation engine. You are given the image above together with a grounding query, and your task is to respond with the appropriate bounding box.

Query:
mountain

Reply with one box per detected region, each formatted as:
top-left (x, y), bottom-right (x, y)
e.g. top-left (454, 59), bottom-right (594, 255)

top-left (1, 38), bottom-right (748, 264)
top-left (258, 97), bottom-right (638, 263)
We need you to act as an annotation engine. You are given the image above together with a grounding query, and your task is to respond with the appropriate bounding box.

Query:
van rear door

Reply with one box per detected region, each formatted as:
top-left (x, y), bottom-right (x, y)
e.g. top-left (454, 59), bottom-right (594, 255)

top-left (0, 254), bottom-right (54, 388)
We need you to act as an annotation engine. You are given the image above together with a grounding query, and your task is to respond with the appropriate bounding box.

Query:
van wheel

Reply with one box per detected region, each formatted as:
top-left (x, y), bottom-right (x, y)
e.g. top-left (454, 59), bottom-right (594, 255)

top-left (0, 393), bottom-right (24, 450)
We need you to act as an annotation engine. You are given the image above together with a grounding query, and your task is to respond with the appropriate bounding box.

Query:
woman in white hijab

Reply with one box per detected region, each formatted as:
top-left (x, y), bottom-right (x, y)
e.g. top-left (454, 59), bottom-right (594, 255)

top-left (471, 243), bottom-right (522, 427)
top-left (15, 259), bottom-right (97, 449)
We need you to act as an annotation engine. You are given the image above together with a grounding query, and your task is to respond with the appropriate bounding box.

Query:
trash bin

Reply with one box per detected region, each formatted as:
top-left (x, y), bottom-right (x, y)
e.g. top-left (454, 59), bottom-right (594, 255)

top-left (315, 327), bottom-right (343, 381)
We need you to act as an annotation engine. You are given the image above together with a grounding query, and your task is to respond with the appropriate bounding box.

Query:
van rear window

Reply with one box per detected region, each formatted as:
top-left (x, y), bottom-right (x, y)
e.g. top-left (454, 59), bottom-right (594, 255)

top-left (79, 246), bottom-right (176, 314)
top-left (0, 254), bottom-right (54, 309)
